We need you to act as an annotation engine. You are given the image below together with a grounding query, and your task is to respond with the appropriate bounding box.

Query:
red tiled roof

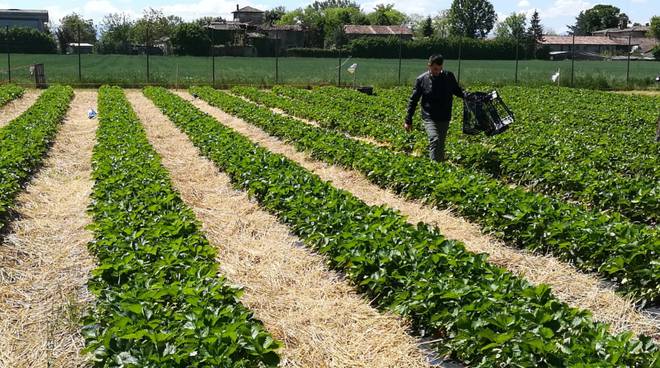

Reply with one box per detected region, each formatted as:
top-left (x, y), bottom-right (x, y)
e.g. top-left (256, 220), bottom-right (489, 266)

top-left (343, 25), bottom-right (413, 35)
top-left (540, 35), bottom-right (630, 46)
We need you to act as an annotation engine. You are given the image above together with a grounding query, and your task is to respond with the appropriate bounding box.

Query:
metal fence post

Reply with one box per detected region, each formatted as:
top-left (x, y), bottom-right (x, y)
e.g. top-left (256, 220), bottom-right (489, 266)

top-left (275, 28), bottom-right (279, 84)
top-left (337, 48), bottom-right (341, 87)
top-left (212, 27), bottom-right (216, 87)
top-left (570, 33), bottom-right (575, 87)
top-left (5, 26), bottom-right (10, 83)
top-left (398, 32), bottom-right (402, 85)
top-left (77, 23), bottom-right (82, 83)
top-left (457, 33), bottom-right (463, 84)
top-left (146, 26), bottom-right (150, 84)
top-left (514, 34), bottom-right (519, 84)
top-left (626, 35), bottom-right (631, 87)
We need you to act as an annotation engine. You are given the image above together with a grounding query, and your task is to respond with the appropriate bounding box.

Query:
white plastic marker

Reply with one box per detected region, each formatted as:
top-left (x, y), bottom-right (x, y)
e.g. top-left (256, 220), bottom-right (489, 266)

top-left (347, 63), bottom-right (358, 74)
top-left (551, 69), bottom-right (560, 84)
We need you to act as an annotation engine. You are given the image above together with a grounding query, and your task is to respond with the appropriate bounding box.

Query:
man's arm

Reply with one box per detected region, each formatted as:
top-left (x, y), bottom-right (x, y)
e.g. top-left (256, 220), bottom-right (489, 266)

top-left (405, 77), bottom-right (422, 125)
top-left (450, 72), bottom-right (465, 99)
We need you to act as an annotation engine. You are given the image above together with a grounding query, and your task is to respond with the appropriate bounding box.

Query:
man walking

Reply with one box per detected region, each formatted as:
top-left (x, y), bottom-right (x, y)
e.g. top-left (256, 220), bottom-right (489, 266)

top-left (404, 54), bottom-right (465, 162)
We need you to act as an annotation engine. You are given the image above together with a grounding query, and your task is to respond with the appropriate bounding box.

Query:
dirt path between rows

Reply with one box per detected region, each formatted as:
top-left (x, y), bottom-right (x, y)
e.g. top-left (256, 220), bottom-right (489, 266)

top-left (127, 90), bottom-right (438, 368)
top-left (175, 90), bottom-right (659, 340)
top-left (0, 90), bottom-right (43, 128)
top-left (0, 91), bottom-right (97, 367)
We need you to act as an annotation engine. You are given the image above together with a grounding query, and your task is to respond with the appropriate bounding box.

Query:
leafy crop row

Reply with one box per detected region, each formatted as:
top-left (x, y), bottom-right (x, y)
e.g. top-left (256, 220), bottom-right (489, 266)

top-left (203, 86), bottom-right (660, 306)
top-left (145, 86), bottom-right (660, 367)
top-left (0, 85), bottom-right (72, 232)
top-left (286, 85), bottom-right (658, 224)
top-left (82, 86), bottom-right (280, 367)
top-left (0, 84), bottom-right (24, 107)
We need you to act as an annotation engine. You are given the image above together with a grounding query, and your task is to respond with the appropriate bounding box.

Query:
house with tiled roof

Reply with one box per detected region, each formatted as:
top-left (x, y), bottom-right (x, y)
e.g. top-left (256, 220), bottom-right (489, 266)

top-left (539, 35), bottom-right (637, 54)
top-left (343, 25), bottom-right (413, 41)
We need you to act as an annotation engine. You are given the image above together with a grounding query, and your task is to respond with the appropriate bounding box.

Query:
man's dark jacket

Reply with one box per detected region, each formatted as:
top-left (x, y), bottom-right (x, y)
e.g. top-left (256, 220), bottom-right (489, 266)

top-left (405, 70), bottom-right (464, 123)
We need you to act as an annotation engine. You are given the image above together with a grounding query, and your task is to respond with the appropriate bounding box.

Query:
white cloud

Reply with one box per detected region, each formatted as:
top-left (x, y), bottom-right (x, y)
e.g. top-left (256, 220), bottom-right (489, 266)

top-left (542, 0), bottom-right (591, 19)
top-left (517, 0), bottom-right (530, 7)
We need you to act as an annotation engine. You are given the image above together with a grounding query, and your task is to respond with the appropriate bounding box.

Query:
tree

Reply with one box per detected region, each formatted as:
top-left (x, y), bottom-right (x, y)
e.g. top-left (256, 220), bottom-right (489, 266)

top-left (618, 13), bottom-right (629, 29)
top-left (495, 12), bottom-right (526, 41)
top-left (265, 6), bottom-right (286, 25)
top-left (171, 22), bottom-right (211, 56)
top-left (432, 10), bottom-right (452, 38)
top-left (97, 13), bottom-right (133, 54)
top-left (131, 8), bottom-right (182, 44)
top-left (525, 10), bottom-right (543, 58)
top-left (310, 0), bottom-right (359, 11)
top-left (650, 16), bottom-right (660, 39)
top-left (56, 13), bottom-right (96, 53)
top-left (569, 4), bottom-right (620, 35)
top-left (448, 0), bottom-right (496, 38)
top-left (367, 4), bottom-right (407, 26)
top-left (420, 16), bottom-right (434, 37)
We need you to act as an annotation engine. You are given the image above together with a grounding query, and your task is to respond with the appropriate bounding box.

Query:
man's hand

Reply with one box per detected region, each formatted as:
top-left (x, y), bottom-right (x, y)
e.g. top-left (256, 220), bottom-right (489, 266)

top-left (404, 121), bottom-right (412, 132)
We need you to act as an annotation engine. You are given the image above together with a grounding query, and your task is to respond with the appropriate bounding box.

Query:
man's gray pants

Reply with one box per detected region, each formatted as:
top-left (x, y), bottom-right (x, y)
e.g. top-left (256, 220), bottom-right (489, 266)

top-left (423, 119), bottom-right (450, 162)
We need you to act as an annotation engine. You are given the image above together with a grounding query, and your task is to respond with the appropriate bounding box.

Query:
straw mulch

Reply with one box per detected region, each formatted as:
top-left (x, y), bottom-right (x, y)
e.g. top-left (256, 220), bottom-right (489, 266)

top-left (178, 91), bottom-right (659, 341)
top-left (0, 90), bottom-right (97, 367)
top-left (128, 90), bottom-right (435, 368)
top-left (0, 90), bottom-right (43, 128)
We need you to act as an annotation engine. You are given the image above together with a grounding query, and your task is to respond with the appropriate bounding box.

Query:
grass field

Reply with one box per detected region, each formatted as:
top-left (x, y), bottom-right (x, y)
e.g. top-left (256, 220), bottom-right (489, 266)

top-left (1, 53), bottom-right (658, 89)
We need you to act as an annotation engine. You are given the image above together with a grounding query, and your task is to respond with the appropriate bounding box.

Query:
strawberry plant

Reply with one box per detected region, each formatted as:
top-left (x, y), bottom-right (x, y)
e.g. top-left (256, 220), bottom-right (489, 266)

top-left (198, 86), bottom-right (660, 306)
top-left (0, 85), bottom-right (73, 232)
top-left (0, 84), bottom-right (24, 107)
top-left (145, 86), bottom-right (659, 367)
top-left (250, 85), bottom-right (658, 224)
top-left (82, 86), bottom-right (280, 367)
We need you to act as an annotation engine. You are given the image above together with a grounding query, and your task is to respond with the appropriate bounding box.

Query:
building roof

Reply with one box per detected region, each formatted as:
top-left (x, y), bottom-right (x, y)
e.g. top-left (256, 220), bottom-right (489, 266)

top-left (592, 26), bottom-right (650, 34)
top-left (207, 21), bottom-right (246, 31)
top-left (343, 25), bottom-right (413, 35)
top-left (540, 35), bottom-right (634, 46)
top-left (0, 8), bottom-right (48, 21)
top-left (67, 42), bottom-right (94, 47)
top-left (260, 24), bottom-right (305, 31)
top-left (233, 6), bottom-right (264, 13)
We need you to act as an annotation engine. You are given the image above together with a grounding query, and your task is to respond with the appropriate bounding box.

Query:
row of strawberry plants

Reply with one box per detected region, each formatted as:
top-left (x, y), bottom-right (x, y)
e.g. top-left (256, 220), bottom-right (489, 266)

top-left (374, 85), bottom-right (659, 177)
top-left (0, 85), bottom-right (72, 232)
top-left (201, 86), bottom-right (660, 306)
top-left (0, 84), bottom-right (24, 107)
top-left (249, 85), bottom-right (657, 224)
top-left (373, 85), bottom-right (658, 184)
top-left (145, 86), bottom-right (659, 367)
top-left (82, 86), bottom-right (280, 366)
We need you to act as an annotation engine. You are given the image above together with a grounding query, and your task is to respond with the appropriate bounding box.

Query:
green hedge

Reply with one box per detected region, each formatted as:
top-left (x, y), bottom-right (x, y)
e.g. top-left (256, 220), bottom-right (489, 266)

top-left (0, 27), bottom-right (57, 54)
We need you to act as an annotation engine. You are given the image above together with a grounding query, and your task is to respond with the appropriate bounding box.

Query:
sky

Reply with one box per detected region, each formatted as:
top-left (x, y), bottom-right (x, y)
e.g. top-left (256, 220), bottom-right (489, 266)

top-left (0, 0), bottom-right (657, 34)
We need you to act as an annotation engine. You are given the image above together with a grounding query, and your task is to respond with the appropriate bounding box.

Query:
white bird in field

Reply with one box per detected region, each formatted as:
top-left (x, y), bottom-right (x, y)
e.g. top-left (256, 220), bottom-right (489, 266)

top-left (347, 63), bottom-right (358, 74)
